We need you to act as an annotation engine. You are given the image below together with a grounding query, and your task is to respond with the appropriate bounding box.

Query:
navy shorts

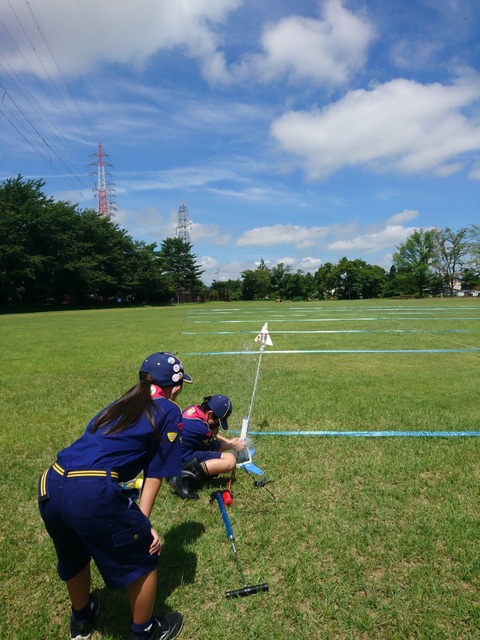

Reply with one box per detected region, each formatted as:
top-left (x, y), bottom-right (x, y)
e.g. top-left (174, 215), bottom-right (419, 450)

top-left (185, 451), bottom-right (222, 465)
top-left (38, 468), bottom-right (158, 588)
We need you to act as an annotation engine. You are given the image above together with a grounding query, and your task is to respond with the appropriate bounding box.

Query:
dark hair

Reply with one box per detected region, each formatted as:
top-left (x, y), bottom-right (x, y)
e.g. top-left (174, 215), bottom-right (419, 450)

top-left (90, 373), bottom-right (163, 436)
top-left (200, 396), bottom-right (214, 416)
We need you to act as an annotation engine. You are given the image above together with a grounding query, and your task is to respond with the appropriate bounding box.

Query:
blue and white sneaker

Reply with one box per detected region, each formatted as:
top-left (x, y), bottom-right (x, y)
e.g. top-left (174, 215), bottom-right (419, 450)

top-left (70, 594), bottom-right (100, 640)
top-left (128, 612), bottom-right (184, 640)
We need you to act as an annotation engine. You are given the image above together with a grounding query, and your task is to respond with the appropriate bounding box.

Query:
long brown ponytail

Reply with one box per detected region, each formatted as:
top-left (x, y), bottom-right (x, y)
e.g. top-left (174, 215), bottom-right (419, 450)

top-left (90, 373), bottom-right (159, 435)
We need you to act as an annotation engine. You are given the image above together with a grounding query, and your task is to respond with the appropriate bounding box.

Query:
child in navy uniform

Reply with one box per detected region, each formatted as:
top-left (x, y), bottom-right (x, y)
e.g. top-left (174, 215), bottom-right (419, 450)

top-left (168, 395), bottom-right (246, 500)
top-left (38, 352), bottom-right (192, 640)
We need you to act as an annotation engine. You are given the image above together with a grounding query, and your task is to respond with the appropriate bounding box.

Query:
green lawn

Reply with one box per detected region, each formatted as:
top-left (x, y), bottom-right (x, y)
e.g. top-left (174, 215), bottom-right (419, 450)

top-left (1, 299), bottom-right (479, 639)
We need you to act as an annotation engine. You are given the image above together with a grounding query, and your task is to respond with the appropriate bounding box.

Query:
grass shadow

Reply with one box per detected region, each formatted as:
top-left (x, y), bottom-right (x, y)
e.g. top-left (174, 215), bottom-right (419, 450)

top-left (156, 520), bottom-right (206, 603)
top-left (95, 520), bottom-right (205, 639)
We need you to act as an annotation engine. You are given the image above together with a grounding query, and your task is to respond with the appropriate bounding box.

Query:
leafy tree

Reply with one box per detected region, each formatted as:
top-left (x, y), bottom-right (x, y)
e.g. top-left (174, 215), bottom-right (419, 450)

top-left (468, 225), bottom-right (480, 272)
top-left (461, 267), bottom-right (480, 289)
top-left (357, 263), bottom-right (388, 298)
top-left (121, 241), bottom-right (173, 304)
top-left (431, 227), bottom-right (470, 296)
top-left (0, 175), bottom-right (174, 307)
top-left (270, 263), bottom-right (308, 299)
top-left (314, 262), bottom-right (336, 299)
top-left (0, 176), bottom-right (52, 305)
top-left (157, 237), bottom-right (204, 300)
top-left (285, 270), bottom-right (309, 300)
top-left (334, 257), bottom-right (361, 300)
top-left (270, 263), bottom-right (293, 299)
top-left (384, 265), bottom-right (401, 297)
top-left (302, 272), bottom-right (317, 299)
top-left (330, 258), bottom-right (386, 300)
top-left (393, 229), bottom-right (436, 298)
top-left (76, 212), bottom-right (137, 302)
top-left (241, 259), bottom-right (271, 300)
top-left (314, 258), bottom-right (387, 299)
top-left (210, 279), bottom-right (242, 301)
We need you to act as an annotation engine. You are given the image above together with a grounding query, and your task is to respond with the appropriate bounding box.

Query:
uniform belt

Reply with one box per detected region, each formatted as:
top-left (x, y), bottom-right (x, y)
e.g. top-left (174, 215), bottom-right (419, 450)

top-left (38, 468), bottom-right (50, 502)
top-left (51, 461), bottom-right (119, 479)
top-left (38, 463), bottom-right (120, 503)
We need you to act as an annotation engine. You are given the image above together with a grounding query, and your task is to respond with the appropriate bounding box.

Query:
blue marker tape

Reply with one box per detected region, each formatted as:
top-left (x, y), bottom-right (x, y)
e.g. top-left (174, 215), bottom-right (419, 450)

top-left (230, 430), bottom-right (480, 437)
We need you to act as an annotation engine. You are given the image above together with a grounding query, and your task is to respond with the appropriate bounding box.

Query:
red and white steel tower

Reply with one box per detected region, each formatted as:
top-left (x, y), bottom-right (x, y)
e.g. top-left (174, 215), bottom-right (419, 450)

top-left (90, 142), bottom-right (116, 216)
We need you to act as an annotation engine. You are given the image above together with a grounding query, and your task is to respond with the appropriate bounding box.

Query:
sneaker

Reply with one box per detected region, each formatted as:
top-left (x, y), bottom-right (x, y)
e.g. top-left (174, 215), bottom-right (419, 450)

top-left (128, 611), bottom-right (184, 640)
top-left (70, 594), bottom-right (100, 640)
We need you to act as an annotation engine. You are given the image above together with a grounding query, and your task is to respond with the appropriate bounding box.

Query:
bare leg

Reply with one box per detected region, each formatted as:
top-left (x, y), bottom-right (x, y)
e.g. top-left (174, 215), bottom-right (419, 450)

top-left (204, 452), bottom-right (236, 476)
top-left (67, 562), bottom-right (91, 611)
top-left (128, 568), bottom-right (157, 625)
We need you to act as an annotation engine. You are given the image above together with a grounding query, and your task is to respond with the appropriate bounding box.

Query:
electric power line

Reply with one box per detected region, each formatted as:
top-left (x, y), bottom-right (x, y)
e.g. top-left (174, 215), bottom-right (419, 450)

top-left (0, 1), bottom-right (98, 198)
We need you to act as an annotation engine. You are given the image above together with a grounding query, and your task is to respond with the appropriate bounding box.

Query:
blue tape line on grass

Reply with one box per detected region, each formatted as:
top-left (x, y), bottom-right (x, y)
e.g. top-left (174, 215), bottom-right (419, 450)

top-left (231, 430), bottom-right (480, 437)
top-left (191, 317), bottom-right (480, 324)
top-left (185, 349), bottom-right (478, 355)
top-left (182, 329), bottom-right (479, 335)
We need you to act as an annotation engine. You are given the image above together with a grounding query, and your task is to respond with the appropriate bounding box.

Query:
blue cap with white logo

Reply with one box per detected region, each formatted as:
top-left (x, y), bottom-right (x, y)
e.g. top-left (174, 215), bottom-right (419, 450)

top-left (140, 352), bottom-right (192, 387)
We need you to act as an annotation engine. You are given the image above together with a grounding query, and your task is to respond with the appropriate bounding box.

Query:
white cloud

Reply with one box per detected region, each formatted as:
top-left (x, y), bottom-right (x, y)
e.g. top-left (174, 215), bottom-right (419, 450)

top-left (198, 255), bottom-right (219, 271)
top-left (273, 256), bottom-right (322, 273)
top-left (117, 165), bottom-right (243, 194)
top-left (298, 256), bottom-right (323, 271)
top-left (1, 0), bottom-right (240, 82)
top-left (0, 0), bottom-right (375, 88)
top-left (233, 211), bottom-right (427, 258)
top-left (325, 210), bottom-right (434, 254)
top-left (121, 208), bottom-right (437, 282)
top-left (271, 74), bottom-right (480, 178)
top-left (390, 39), bottom-right (443, 71)
top-left (274, 255), bottom-right (323, 272)
top-left (190, 222), bottom-right (231, 244)
top-left (237, 223), bottom-right (329, 248)
top-left (387, 209), bottom-right (419, 225)
top-left (469, 162), bottom-right (480, 180)
top-left (276, 256), bottom-right (296, 266)
top-left (328, 224), bottom-right (417, 253)
top-left (211, 260), bottom-right (251, 282)
top-left (232, 0), bottom-right (375, 86)
top-left (109, 206), bottom-right (176, 244)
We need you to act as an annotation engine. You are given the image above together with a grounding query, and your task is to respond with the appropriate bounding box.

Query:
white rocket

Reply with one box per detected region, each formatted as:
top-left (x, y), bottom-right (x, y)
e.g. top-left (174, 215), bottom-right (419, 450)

top-left (254, 322), bottom-right (273, 347)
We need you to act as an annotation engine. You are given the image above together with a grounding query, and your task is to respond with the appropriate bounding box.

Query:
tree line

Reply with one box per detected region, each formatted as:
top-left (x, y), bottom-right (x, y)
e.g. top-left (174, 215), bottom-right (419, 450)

top-left (0, 176), bottom-right (204, 308)
top-left (222, 226), bottom-right (479, 302)
top-left (1, 176), bottom-right (479, 309)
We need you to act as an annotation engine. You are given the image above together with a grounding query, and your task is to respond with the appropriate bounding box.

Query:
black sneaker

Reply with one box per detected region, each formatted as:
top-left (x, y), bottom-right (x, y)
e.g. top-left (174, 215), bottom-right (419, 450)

top-left (128, 612), bottom-right (184, 640)
top-left (70, 594), bottom-right (100, 640)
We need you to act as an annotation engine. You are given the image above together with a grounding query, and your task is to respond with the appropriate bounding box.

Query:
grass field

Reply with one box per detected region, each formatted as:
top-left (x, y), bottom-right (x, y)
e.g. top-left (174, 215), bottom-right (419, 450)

top-left (1, 299), bottom-right (480, 639)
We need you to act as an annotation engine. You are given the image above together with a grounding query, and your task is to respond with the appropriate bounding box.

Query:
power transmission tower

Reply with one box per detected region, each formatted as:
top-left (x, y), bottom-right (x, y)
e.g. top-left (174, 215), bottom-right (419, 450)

top-left (89, 142), bottom-right (116, 216)
top-left (176, 202), bottom-right (192, 242)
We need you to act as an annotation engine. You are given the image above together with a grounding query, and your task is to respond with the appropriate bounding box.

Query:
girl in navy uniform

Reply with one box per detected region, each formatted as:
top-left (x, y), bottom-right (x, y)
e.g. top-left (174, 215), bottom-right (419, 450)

top-left (39, 352), bottom-right (192, 640)
top-left (168, 395), bottom-right (246, 500)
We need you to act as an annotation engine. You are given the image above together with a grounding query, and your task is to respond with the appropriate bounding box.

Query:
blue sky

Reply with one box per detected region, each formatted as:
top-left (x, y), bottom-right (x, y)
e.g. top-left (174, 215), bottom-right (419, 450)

top-left (1, 0), bottom-right (479, 284)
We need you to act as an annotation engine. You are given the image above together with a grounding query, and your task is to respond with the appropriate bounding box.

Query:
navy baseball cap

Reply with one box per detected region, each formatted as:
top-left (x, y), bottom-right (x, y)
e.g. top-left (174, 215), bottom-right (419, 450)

top-left (140, 352), bottom-right (192, 387)
top-left (206, 394), bottom-right (232, 431)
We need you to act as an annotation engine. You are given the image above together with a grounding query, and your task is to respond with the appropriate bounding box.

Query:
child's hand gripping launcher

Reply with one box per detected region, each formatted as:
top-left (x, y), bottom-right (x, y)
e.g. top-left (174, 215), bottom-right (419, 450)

top-left (212, 490), bottom-right (269, 598)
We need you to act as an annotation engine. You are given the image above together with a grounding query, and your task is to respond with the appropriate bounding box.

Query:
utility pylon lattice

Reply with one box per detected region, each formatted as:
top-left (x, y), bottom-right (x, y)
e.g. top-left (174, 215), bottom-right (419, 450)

top-left (89, 142), bottom-right (116, 216)
top-left (176, 202), bottom-right (192, 242)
